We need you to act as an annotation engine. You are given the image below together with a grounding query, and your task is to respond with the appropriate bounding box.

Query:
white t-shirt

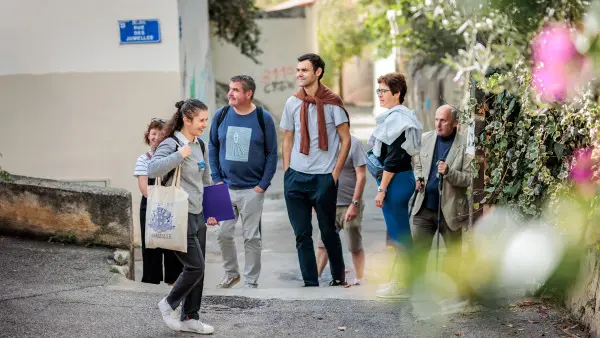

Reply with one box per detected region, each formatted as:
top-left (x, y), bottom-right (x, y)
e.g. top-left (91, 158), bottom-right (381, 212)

top-left (279, 96), bottom-right (349, 174)
top-left (133, 149), bottom-right (154, 177)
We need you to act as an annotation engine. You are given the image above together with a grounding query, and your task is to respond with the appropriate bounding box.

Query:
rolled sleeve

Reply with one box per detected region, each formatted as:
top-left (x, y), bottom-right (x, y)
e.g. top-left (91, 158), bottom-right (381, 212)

top-left (280, 99), bottom-right (295, 131)
top-left (331, 105), bottom-right (349, 127)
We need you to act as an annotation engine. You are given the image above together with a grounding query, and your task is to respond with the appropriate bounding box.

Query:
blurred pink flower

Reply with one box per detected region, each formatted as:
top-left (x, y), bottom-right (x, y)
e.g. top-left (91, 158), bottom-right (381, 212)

top-left (531, 23), bottom-right (584, 102)
top-left (569, 147), bottom-right (595, 183)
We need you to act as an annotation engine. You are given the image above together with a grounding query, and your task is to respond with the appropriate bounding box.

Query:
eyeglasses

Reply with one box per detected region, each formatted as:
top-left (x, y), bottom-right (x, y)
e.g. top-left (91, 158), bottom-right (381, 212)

top-left (376, 89), bottom-right (392, 95)
top-left (151, 118), bottom-right (166, 123)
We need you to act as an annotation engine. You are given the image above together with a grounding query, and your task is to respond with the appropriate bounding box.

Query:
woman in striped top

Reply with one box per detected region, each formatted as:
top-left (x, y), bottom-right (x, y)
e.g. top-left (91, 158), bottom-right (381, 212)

top-left (133, 119), bottom-right (183, 285)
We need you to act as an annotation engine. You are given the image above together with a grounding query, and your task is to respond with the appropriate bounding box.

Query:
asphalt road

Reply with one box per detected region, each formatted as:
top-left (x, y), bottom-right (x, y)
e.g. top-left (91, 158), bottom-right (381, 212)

top-left (0, 106), bottom-right (588, 337)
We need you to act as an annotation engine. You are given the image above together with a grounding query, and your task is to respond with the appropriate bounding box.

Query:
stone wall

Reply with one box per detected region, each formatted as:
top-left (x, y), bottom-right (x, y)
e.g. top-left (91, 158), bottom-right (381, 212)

top-left (567, 247), bottom-right (600, 336)
top-left (0, 175), bottom-right (134, 278)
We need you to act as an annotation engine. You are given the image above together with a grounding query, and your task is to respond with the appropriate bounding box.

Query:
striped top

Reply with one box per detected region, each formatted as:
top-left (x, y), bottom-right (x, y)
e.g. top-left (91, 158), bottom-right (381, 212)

top-left (133, 149), bottom-right (154, 177)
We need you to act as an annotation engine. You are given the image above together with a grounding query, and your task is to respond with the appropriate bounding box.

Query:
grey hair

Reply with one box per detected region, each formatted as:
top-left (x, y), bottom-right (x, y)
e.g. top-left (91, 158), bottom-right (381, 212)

top-left (438, 104), bottom-right (460, 121)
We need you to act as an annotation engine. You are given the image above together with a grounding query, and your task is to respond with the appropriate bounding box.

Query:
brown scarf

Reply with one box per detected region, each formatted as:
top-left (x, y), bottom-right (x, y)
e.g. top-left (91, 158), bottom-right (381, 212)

top-left (294, 83), bottom-right (349, 155)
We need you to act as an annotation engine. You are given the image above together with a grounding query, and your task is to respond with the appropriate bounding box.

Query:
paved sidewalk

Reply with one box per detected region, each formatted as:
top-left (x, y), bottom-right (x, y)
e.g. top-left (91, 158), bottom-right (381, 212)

top-left (0, 106), bottom-right (587, 337)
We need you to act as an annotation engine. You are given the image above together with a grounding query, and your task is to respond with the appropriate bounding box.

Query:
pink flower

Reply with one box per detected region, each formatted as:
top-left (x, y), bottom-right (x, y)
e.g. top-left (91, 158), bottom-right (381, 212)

top-left (569, 147), bottom-right (595, 183)
top-left (531, 23), bottom-right (584, 102)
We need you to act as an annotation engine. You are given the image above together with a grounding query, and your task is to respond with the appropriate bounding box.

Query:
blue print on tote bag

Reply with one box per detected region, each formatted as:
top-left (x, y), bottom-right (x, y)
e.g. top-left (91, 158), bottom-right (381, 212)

top-left (148, 206), bottom-right (175, 233)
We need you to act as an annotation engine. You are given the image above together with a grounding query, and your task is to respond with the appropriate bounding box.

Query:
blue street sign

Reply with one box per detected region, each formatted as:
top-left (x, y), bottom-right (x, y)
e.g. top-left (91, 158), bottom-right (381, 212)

top-left (118, 19), bottom-right (161, 44)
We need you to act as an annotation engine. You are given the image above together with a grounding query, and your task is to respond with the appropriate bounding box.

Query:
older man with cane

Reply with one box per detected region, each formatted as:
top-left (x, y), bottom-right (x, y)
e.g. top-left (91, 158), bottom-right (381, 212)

top-left (411, 104), bottom-right (473, 310)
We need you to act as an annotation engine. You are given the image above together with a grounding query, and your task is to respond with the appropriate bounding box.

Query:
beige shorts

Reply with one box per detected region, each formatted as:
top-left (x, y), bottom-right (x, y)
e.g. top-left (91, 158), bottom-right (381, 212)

top-left (317, 204), bottom-right (364, 253)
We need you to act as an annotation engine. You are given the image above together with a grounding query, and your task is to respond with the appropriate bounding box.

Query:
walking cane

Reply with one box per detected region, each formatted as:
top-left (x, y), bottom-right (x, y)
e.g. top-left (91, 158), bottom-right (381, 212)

top-left (436, 172), bottom-right (444, 273)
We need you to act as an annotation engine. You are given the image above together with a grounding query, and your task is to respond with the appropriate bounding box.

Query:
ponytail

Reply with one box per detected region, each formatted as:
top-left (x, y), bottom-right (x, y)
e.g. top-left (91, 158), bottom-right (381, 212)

top-left (160, 99), bottom-right (208, 142)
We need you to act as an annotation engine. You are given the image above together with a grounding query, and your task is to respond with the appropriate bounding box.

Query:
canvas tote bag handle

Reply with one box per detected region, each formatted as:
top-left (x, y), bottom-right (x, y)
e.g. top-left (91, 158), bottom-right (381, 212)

top-left (173, 165), bottom-right (183, 188)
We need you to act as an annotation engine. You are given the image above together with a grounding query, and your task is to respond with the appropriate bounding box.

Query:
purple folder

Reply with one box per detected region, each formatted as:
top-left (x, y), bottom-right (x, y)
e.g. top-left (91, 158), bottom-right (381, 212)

top-left (202, 184), bottom-right (235, 222)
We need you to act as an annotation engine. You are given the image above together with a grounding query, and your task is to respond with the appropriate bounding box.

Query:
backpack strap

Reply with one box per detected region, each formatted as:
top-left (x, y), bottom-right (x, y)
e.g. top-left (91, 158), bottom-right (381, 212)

top-left (256, 106), bottom-right (268, 155)
top-left (198, 138), bottom-right (205, 156)
top-left (170, 135), bottom-right (182, 148)
top-left (217, 106), bottom-right (230, 128)
top-left (256, 106), bottom-right (265, 134)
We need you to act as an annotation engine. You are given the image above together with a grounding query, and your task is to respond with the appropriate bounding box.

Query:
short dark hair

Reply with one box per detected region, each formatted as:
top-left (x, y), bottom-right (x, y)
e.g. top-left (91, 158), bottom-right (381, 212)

top-left (377, 73), bottom-right (408, 104)
top-left (144, 120), bottom-right (165, 145)
top-left (230, 75), bottom-right (256, 99)
top-left (297, 53), bottom-right (325, 80)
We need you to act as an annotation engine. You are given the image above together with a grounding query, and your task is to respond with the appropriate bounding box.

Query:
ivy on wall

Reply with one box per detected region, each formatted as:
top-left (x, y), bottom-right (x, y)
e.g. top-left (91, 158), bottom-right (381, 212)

top-left (361, 0), bottom-right (598, 216)
top-left (477, 77), bottom-right (597, 216)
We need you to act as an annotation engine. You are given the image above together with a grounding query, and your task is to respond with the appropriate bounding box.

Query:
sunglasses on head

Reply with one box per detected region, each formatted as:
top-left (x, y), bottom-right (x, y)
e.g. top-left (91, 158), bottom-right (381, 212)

top-left (151, 118), bottom-right (166, 123)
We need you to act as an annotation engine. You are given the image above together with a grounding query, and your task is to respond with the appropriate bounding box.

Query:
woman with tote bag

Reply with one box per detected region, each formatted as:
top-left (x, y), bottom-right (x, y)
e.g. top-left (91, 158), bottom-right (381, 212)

top-left (147, 99), bottom-right (218, 334)
top-left (134, 118), bottom-right (183, 286)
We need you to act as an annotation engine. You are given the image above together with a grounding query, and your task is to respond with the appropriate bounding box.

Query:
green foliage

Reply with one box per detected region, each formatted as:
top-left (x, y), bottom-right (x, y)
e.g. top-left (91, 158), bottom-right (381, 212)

top-left (477, 80), bottom-right (597, 216)
top-left (360, 0), bottom-right (589, 65)
top-left (491, 0), bottom-right (589, 36)
top-left (358, 0), bottom-right (397, 58)
top-left (445, 0), bottom-right (599, 216)
top-left (318, 0), bottom-right (370, 91)
top-left (209, 0), bottom-right (262, 63)
top-left (362, 0), bottom-right (599, 217)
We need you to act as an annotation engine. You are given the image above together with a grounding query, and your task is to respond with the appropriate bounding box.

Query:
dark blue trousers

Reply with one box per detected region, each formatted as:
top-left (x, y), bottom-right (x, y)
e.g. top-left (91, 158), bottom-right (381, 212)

top-left (284, 168), bottom-right (346, 286)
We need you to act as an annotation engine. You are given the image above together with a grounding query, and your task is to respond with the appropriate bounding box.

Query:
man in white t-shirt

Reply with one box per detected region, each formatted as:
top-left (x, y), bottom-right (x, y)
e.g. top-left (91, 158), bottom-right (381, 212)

top-left (280, 53), bottom-right (351, 287)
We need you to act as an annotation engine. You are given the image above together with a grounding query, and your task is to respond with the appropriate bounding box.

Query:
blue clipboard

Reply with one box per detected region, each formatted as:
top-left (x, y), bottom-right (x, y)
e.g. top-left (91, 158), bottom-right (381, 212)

top-left (202, 184), bottom-right (235, 222)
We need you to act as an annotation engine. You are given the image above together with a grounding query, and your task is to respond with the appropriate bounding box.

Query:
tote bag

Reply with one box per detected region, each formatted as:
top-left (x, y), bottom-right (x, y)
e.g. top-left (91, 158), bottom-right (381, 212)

top-left (145, 166), bottom-right (189, 252)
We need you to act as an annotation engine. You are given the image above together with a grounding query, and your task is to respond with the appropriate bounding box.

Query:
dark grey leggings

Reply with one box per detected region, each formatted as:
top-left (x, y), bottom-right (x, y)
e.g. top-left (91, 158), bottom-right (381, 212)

top-left (166, 213), bottom-right (206, 320)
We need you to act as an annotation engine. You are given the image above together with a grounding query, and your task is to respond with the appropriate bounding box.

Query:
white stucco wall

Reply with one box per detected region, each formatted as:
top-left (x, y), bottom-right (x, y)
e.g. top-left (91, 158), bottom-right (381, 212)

top-left (211, 9), bottom-right (318, 119)
top-left (0, 0), bottom-right (183, 246)
top-left (0, 0), bottom-right (180, 75)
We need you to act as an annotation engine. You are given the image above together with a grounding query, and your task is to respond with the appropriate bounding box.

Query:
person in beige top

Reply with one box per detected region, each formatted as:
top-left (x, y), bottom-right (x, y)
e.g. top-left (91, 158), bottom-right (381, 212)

top-left (411, 104), bottom-right (472, 306)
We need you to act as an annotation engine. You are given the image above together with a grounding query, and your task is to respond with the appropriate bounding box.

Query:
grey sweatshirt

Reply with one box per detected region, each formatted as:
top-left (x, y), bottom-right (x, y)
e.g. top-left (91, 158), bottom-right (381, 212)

top-left (147, 133), bottom-right (211, 214)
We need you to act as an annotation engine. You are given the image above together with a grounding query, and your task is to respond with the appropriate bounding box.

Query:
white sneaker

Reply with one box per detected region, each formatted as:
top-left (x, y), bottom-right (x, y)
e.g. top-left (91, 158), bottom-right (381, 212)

top-left (439, 298), bottom-right (474, 315)
top-left (375, 283), bottom-right (409, 299)
top-left (216, 275), bottom-right (240, 289)
top-left (378, 280), bottom-right (396, 290)
top-left (378, 281), bottom-right (391, 289)
top-left (181, 319), bottom-right (215, 334)
top-left (158, 297), bottom-right (181, 331)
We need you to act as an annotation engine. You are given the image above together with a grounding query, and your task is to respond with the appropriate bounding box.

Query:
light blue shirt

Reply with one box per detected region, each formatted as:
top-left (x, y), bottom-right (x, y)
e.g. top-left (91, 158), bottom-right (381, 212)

top-left (280, 96), bottom-right (349, 174)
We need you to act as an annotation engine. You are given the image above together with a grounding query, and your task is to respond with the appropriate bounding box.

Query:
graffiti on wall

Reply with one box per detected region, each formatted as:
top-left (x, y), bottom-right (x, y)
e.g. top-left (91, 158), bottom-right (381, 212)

top-left (178, 0), bottom-right (215, 114)
top-left (261, 66), bottom-right (296, 94)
